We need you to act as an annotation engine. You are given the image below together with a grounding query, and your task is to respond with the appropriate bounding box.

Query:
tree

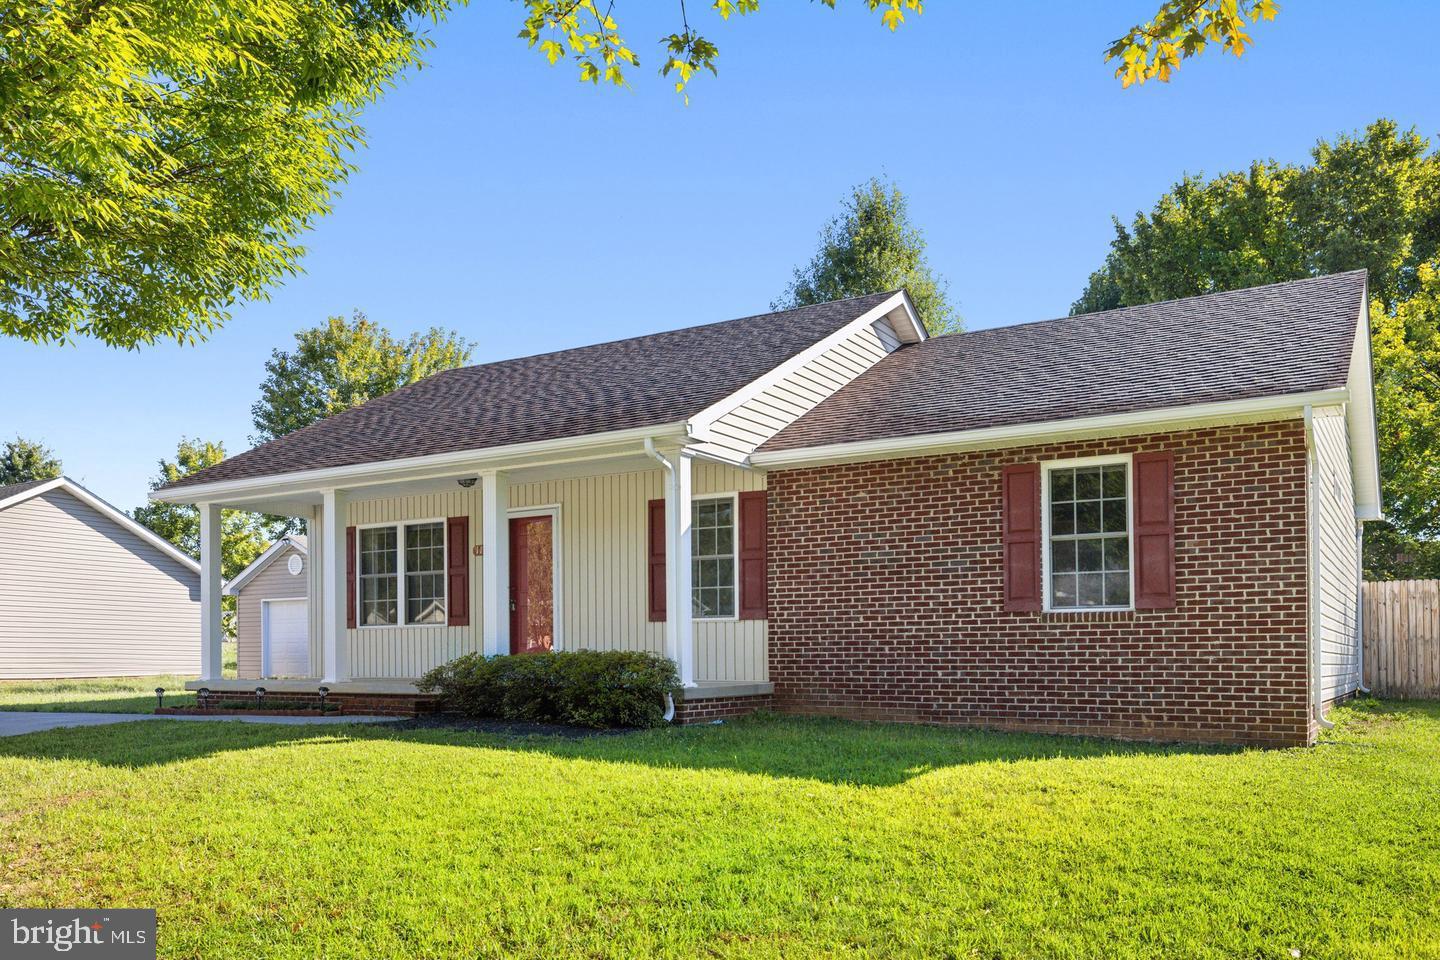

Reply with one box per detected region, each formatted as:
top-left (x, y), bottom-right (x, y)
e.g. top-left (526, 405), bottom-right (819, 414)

top-left (1069, 119), bottom-right (1440, 578)
top-left (1, 0), bottom-right (446, 349)
top-left (252, 312), bottom-right (474, 444)
top-left (0, 437), bottom-right (63, 486)
top-left (2, 1), bottom-right (1270, 351)
top-left (775, 178), bottom-right (961, 335)
top-left (132, 439), bottom-right (270, 637)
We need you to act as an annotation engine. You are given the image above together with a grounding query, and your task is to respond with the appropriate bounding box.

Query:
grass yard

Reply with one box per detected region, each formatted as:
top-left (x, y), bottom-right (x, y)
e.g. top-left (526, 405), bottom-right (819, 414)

top-left (2, 701), bottom-right (1438, 959)
top-left (0, 642), bottom-right (236, 713)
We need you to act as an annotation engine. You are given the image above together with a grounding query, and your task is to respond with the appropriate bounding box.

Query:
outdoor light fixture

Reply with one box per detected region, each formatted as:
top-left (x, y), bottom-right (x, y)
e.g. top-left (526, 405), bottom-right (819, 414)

top-left (318, 686), bottom-right (330, 713)
top-left (255, 686), bottom-right (267, 710)
top-left (155, 687), bottom-right (165, 710)
top-left (457, 477), bottom-right (477, 488)
top-left (198, 687), bottom-right (210, 709)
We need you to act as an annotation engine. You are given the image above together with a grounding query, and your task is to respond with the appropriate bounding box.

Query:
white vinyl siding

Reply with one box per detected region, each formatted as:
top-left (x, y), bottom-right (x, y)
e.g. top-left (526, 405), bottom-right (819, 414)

top-left (704, 317), bottom-right (901, 457)
top-left (234, 543), bottom-right (308, 679)
top-left (1313, 406), bottom-right (1362, 703)
top-left (0, 489), bottom-right (200, 678)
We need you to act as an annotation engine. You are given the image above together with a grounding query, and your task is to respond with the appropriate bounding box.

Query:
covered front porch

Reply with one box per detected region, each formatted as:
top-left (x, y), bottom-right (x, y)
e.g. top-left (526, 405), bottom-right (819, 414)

top-left (167, 430), bottom-right (772, 706)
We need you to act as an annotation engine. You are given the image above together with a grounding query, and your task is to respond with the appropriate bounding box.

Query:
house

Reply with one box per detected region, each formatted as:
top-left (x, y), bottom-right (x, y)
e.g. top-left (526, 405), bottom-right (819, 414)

top-left (224, 535), bottom-right (309, 678)
top-left (154, 272), bottom-right (1380, 745)
top-left (0, 476), bottom-right (201, 678)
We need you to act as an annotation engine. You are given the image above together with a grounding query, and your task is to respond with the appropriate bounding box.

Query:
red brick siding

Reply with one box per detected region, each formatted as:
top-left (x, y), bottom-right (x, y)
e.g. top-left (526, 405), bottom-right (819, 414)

top-left (196, 689), bottom-right (437, 717)
top-left (767, 421), bottom-right (1316, 747)
top-left (673, 694), bottom-right (773, 724)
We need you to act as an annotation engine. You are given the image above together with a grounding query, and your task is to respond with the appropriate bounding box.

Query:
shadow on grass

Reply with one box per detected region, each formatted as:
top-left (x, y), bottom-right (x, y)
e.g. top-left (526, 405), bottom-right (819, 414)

top-left (0, 707), bottom-right (1275, 786)
top-left (4, 699), bottom-right (1428, 785)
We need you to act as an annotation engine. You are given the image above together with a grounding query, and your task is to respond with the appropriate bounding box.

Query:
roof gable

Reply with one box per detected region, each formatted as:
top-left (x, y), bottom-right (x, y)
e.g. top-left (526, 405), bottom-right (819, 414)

top-left (0, 477), bottom-right (201, 575)
top-left (163, 292), bottom-right (897, 492)
top-left (224, 535), bottom-right (307, 596)
top-left (761, 272), bottom-right (1368, 453)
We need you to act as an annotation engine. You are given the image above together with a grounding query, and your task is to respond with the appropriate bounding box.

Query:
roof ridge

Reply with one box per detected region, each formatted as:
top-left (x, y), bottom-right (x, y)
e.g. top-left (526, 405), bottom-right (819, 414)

top-left (937, 270), bottom-right (1367, 342)
top-left (430, 290), bottom-right (901, 377)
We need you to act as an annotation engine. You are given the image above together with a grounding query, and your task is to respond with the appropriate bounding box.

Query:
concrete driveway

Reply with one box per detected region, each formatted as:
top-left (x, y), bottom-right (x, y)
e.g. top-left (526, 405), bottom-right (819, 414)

top-left (0, 712), bottom-right (400, 737)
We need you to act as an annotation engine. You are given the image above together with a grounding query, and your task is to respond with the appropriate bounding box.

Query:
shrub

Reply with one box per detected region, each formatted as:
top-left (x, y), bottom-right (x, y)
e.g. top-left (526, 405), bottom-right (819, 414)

top-left (417, 650), bottom-right (680, 729)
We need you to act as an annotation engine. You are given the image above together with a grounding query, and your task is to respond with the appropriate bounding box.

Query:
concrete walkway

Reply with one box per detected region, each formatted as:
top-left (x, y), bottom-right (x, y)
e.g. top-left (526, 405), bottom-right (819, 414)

top-left (0, 711), bottom-right (400, 737)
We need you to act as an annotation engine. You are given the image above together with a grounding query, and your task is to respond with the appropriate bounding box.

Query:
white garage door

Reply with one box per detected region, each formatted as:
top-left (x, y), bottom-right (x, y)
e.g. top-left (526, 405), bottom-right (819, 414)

top-left (262, 599), bottom-right (309, 677)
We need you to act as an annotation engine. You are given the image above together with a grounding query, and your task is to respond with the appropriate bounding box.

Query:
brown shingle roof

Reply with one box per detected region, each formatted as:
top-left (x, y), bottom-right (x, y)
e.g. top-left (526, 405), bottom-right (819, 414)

top-left (761, 271), bottom-right (1366, 453)
top-left (163, 292), bottom-right (897, 490)
top-left (0, 478), bottom-right (53, 504)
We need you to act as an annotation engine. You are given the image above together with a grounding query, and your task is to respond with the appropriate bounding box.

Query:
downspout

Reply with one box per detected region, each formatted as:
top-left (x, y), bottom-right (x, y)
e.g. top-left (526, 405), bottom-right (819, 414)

top-left (643, 437), bottom-right (678, 723)
top-left (1304, 406), bottom-right (1336, 731)
top-left (1355, 523), bottom-right (1372, 695)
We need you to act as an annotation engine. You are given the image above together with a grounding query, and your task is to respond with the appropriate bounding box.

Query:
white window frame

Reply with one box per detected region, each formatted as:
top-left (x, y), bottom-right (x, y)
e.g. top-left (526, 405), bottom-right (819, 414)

top-left (353, 517), bottom-right (449, 629)
top-left (692, 491), bottom-right (740, 622)
top-left (1040, 454), bottom-right (1135, 613)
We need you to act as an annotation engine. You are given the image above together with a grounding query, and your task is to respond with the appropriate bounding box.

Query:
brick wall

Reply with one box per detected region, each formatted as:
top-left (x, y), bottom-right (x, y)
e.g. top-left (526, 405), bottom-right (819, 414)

top-left (673, 693), bottom-right (773, 725)
top-left (196, 689), bottom-right (437, 717)
top-left (766, 421), bottom-right (1316, 747)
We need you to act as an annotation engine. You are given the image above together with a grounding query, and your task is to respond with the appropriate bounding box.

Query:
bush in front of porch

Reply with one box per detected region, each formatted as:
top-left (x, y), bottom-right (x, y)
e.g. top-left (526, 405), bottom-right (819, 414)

top-left (418, 650), bottom-right (680, 728)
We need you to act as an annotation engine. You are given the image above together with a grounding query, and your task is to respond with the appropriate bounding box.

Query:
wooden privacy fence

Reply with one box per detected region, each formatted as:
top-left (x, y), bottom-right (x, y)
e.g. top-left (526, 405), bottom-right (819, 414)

top-left (1363, 579), bottom-right (1440, 698)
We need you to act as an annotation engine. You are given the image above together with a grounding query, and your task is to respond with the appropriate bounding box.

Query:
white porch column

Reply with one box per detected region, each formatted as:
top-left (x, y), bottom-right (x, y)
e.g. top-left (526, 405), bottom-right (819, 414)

top-left (665, 450), bottom-right (696, 687)
top-left (198, 502), bottom-right (223, 681)
top-left (320, 488), bottom-right (351, 683)
top-left (481, 470), bottom-right (511, 656)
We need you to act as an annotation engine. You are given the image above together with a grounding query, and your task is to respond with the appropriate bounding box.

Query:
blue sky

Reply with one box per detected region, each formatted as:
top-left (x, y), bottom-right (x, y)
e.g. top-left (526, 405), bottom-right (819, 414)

top-left (3, 0), bottom-right (1437, 510)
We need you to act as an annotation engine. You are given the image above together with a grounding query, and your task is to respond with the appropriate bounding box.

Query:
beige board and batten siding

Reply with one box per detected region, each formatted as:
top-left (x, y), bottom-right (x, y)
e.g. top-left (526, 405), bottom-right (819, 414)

top-left (234, 542), bottom-right (308, 679)
top-left (1312, 405), bottom-right (1362, 703)
top-left (703, 317), bottom-right (902, 457)
top-left (333, 462), bottom-right (766, 683)
top-left (0, 488), bottom-right (199, 678)
top-left (510, 460), bottom-right (767, 683)
top-left (344, 488), bottom-right (480, 679)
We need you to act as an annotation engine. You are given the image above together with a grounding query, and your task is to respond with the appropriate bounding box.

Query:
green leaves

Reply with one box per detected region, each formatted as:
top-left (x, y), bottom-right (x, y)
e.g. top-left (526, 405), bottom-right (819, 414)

top-left (775, 177), bottom-right (960, 336)
top-left (0, 0), bottom-right (448, 347)
top-left (250, 311), bottom-right (474, 449)
top-left (1106, 0), bottom-right (1278, 88)
top-left (0, 437), bottom-right (62, 486)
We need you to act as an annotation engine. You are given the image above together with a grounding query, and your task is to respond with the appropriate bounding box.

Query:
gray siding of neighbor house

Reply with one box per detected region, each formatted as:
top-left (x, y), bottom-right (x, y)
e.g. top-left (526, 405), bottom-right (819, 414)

top-left (235, 543), bottom-right (308, 679)
top-left (0, 489), bottom-right (200, 678)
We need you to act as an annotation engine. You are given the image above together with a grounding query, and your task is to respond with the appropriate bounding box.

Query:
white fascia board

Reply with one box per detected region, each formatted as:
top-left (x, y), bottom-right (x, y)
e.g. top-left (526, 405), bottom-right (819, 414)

top-left (151, 422), bottom-right (690, 505)
top-left (748, 389), bottom-right (1351, 469)
top-left (223, 536), bottom-right (306, 596)
top-left (687, 291), bottom-right (921, 439)
top-left (0, 476), bottom-right (203, 575)
top-left (1345, 287), bottom-right (1384, 521)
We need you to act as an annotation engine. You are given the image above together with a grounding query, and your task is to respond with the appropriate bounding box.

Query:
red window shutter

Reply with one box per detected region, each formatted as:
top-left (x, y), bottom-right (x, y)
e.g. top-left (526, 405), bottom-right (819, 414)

top-left (647, 498), bottom-right (666, 622)
top-left (738, 491), bottom-right (768, 619)
top-left (446, 515), bottom-right (470, 626)
top-left (1133, 451), bottom-right (1177, 609)
top-left (345, 526), bottom-right (357, 629)
top-left (1001, 464), bottom-right (1042, 612)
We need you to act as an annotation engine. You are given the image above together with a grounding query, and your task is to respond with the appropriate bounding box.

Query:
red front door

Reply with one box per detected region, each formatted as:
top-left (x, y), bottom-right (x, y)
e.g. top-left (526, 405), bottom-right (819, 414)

top-left (509, 515), bottom-right (555, 654)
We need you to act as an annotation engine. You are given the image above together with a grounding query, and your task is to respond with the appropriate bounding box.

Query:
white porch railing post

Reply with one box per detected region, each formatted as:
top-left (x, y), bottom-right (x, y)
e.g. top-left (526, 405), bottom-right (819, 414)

top-left (198, 502), bottom-right (224, 681)
top-left (321, 488), bottom-right (351, 683)
top-left (481, 470), bottom-right (511, 656)
top-left (666, 450), bottom-right (696, 687)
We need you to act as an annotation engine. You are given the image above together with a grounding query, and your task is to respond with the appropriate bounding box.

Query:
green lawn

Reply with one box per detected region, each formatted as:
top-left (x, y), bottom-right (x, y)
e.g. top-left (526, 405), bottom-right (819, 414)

top-left (0, 642), bottom-right (236, 713)
top-left (2, 701), bottom-right (1438, 959)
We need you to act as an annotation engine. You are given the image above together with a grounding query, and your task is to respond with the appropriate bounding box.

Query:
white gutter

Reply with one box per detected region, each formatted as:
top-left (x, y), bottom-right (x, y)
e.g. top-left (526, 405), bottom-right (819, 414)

top-left (1304, 405), bottom-right (1335, 731)
top-left (152, 422), bottom-right (690, 505)
top-left (751, 389), bottom-right (1350, 469)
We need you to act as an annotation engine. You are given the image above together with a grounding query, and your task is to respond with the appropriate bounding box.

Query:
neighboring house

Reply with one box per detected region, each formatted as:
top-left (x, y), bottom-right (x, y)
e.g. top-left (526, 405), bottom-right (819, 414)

top-left (0, 476), bottom-right (200, 678)
top-left (224, 535), bottom-right (309, 678)
top-left (155, 272), bottom-right (1380, 745)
